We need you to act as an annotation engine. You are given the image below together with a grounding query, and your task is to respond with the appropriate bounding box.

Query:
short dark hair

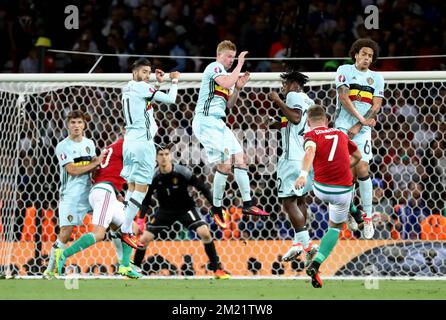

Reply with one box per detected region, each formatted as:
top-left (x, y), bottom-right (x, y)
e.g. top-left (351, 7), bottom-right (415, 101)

top-left (67, 110), bottom-right (90, 122)
top-left (349, 38), bottom-right (379, 63)
top-left (132, 58), bottom-right (151, 71)
top-left (307, 105), bottom-right (326, 121)
top-left (156, 142), bottom-right (172, 154)
top-left (280, 70), bottom-right (309, 88)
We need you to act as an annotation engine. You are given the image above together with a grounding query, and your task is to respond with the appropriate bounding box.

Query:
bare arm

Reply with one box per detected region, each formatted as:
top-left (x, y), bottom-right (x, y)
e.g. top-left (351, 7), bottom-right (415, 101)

top-left (214, 51), bottom-right (248, 89)
top-left (268, 91), bottom-right (302, 124)
top-left (350, 148), bottom-right (362, 168)
top-left (338, 86), bottom-right (372, 126)
top-left (294, 145), bottom-right (315, 189)
top-left (65, 158), bottom-right (101, 176)
top-left (347, 96), bottom-right (382, 138)
top-left (226, 71), bottom-right (250, 109)
top-left (226, 87), bottom-right (240, 109)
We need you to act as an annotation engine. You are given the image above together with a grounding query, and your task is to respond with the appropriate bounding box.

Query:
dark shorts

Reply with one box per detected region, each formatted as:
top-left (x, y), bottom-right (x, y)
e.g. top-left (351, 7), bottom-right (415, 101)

top-left (145, 207), bottom-right (206, 235)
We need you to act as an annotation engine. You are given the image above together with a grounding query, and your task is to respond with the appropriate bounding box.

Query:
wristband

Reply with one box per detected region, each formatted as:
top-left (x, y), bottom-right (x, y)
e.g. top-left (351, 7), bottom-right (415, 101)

top-left (299, 170), bottom-right (308, 178)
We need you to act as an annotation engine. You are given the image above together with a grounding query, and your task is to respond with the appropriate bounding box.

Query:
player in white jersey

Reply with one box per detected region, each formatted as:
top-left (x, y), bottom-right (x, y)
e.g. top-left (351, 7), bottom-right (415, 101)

top-left (120, 58), bottom-right (180, 249)
top-left (267, 70), bottom-right (318, 264)
top-left (334, 38), bottom-right (384, 239)
top-left (43, 110), bottom-right (105, 279)
top-left (192, 40), bottom-right (269, 229)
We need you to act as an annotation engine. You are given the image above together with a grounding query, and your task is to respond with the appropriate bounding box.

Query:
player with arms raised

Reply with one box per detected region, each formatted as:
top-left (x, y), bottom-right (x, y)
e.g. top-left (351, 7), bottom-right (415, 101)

top-left (295, 105), bottom-right (362, 288)
top-left (120, 58), bottom-right (180, 249)
top-left (43, 110), bottom-right (104, 279)
top-left (334, 38), bottom-right (384, 239)
top-left (192, 40), bottom-right (269, 228)
top-left (55, 135), bottom-right (142, 279)
top-left (267, 70), bottom-right (318, 263)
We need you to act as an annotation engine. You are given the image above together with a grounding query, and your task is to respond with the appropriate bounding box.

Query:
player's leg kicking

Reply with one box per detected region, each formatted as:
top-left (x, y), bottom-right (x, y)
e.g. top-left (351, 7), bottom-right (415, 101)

top-left (55, 183), bottom-right (142, 279)
top-left (306, 183), bottom-right (352, 288)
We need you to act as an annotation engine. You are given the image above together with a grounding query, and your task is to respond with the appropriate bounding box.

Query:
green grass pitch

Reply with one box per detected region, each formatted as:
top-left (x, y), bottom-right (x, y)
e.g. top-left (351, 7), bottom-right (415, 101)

top-left (1, 279), bottom-right (445, 300)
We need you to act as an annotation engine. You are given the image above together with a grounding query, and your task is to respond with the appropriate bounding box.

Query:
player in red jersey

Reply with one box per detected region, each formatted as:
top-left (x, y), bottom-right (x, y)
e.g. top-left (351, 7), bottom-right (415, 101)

top-left (55, 136), bottom-right (142, 278)
top-left (295, 105), bottom-right (363, 288)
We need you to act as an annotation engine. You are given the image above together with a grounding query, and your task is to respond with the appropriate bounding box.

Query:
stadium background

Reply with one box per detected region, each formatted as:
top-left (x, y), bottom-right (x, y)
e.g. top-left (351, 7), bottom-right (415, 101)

top-left (0, 0), bottom-right (445, 279)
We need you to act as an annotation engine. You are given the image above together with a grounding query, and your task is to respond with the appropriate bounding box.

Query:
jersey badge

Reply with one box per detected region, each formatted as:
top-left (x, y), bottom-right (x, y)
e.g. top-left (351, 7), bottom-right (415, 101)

top-left (367, 77), bottom-right (374, 85)
top-left (172, 177), bottom-right (178, 185)
top-left (86, 147), bottom-right (90, 154)
top-left (338, 75), bottom-right (346, 82)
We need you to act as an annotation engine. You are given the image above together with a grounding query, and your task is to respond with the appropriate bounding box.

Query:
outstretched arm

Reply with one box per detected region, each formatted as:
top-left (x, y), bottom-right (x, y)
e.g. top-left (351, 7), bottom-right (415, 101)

top-left (152, 71), bottom-right (180, 104)
top-left (214, 51), bottom-right (249, 89)
top-left (295, 144), bottom-right (315, 190)
top-left (226, 71), bottom-right (250, 109)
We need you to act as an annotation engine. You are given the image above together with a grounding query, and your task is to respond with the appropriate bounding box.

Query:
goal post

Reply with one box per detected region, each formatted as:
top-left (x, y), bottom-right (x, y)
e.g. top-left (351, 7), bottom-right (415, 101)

top-left (0, 71), bottom-right (445, 278)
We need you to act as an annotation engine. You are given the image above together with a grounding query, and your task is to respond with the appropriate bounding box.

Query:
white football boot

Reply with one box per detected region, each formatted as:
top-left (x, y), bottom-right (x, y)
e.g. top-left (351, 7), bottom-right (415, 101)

top-left (282, 243), bottom-right (304, 262)
top-left (304, 242), bottom-right (319, 267)
top-left (347, 214), bottom-right (358, 231)
top-left (363, 217), bottom-right (375, 239)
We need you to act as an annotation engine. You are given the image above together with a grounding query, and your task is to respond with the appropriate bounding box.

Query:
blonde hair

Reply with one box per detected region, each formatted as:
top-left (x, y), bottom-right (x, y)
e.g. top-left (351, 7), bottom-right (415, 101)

top-left (307, 105), bottom-right (326, 122)
top-left (217, 40), bottom-right (236, 55)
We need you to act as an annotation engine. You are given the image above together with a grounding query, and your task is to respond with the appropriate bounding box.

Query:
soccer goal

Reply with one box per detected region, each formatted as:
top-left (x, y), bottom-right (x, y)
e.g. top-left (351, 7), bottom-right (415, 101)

top-left (0, 71), bottom-right (445, 279)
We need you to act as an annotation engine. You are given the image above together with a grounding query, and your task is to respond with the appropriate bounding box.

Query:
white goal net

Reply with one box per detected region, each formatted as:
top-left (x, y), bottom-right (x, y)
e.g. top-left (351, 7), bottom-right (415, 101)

top-left (0, 72), bottom-right (445, 278)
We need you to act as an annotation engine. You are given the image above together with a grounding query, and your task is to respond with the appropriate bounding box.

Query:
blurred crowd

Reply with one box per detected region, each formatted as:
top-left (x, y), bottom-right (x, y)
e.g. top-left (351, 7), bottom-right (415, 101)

top-left (0, 0), bottom-right (445, 73)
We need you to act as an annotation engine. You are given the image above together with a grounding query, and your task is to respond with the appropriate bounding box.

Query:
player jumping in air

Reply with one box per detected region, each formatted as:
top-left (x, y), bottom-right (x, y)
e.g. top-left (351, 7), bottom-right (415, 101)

top-left (192, 40), bottom-right (269, 229)
top-left (267, 70), bottom-right (318, 264)
top-left (295, 105), bottom-right (362, 288)
top-left (120, 58), bottom-right (180, 249)
top-left (334, 38), bottom-right (384, 239)
top-left (133, 144), bottom-right (230, 279)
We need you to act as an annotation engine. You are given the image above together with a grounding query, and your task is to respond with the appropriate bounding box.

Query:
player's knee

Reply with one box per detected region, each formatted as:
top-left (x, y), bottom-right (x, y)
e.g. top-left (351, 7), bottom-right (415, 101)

top-left (295, 196), bottom-right (306, 206)
top-left (197, 225), bottom-right (212, 242)
top-left (59, 227), bottom-right (72, 243)
top-left (329, 221), bottom-right (345, 230)
top-left (357, 162), bottom-right (369, 177)
top-left (93, 230), bottom-right (106, 241)
top-left (282, 198), bottom-right (296, 213)
top-left (216, 163), bottom-right (231, 174)
top-left (140, 231), bottom-right (154, 247)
